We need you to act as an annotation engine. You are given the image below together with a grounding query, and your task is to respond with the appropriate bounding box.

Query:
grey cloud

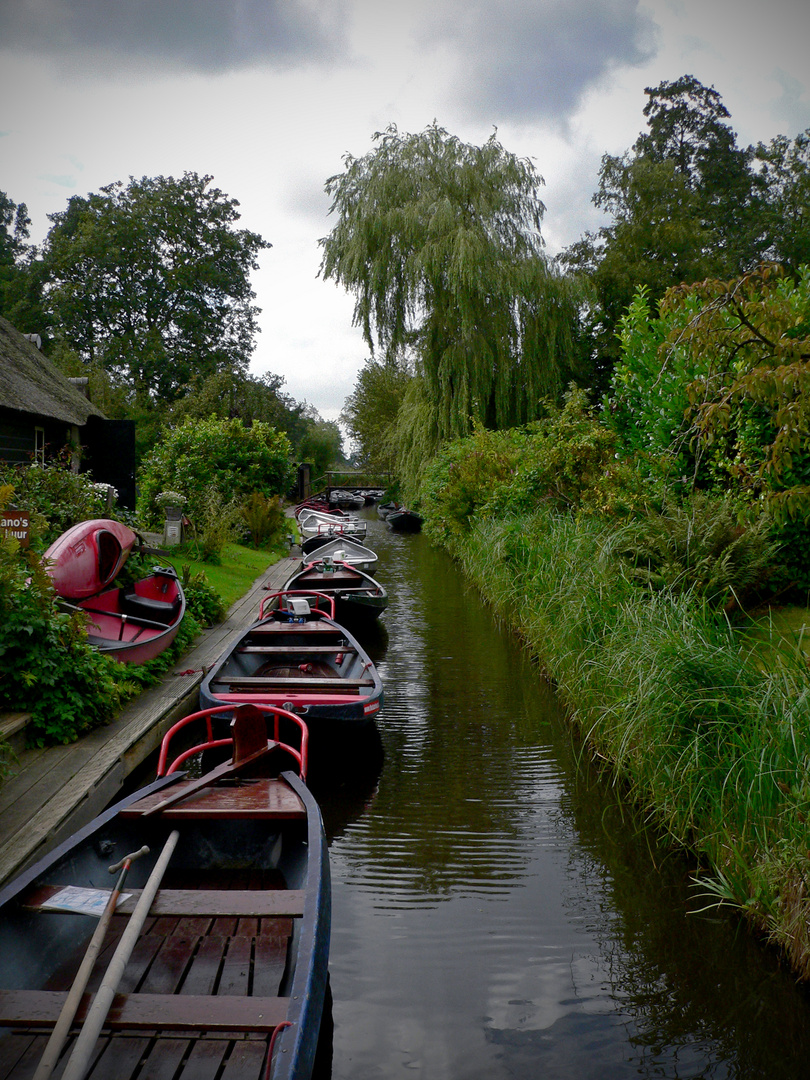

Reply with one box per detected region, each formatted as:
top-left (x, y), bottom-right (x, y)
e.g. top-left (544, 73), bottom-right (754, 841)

top-left (0, 0), bottom-right (349, 71)
top-left (430, 0), bottom-right (657, 123)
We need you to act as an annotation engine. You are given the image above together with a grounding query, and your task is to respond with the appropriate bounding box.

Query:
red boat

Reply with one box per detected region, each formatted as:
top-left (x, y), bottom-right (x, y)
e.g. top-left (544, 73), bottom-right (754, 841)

top-left (43, 518), bottom-right (186, 664)
top-left (42, 519), bottom-right (139, 600)
top-left (60, 568), bottom-right (187, 664)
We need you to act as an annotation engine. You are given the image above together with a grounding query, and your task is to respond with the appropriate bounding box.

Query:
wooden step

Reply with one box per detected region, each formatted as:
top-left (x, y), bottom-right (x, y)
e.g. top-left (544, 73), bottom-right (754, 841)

top-left (0, 713), bottom-right (30, 757)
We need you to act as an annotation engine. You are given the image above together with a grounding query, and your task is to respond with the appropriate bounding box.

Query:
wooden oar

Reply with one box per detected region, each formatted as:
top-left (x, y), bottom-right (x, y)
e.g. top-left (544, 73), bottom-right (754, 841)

top-left (32, 844), bottom-right (150, 1080)
top-left (59, 830), bottom-right (180, 1080)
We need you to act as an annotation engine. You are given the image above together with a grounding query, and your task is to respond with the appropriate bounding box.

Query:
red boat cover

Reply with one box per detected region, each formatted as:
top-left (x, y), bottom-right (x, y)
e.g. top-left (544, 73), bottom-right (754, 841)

top-left (42, 518), bottom-right (139, 599)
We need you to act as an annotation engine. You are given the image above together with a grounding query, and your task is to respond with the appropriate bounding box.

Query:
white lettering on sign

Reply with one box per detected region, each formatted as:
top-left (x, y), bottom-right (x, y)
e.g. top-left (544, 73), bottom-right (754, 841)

top-left (1, 507), bottom-right (31, 547)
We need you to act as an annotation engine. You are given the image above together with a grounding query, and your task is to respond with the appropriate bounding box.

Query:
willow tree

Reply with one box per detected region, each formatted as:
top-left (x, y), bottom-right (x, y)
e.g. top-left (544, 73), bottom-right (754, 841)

top-left (320, 123), bottom-right (581, 454)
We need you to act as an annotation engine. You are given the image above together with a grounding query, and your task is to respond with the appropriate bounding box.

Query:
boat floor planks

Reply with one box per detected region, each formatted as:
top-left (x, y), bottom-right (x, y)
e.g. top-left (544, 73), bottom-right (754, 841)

top-left (0, 866), bottom-right (295, 1080)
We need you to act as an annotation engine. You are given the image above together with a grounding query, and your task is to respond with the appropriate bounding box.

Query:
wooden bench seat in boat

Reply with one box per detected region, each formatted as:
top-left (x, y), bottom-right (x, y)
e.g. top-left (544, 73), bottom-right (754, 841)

top-left (237, 644), bottom-right (358, 654)
top-left (116, 776), bottom-right (308, 819)
top-left (0, 990), bottom-right (289, 1031)
top-left (213, 675), bottom-right (375, 690)
top-left (20, 885), bottom-right (306, 918)
top-left (247, 625), bottom-right (347, 638)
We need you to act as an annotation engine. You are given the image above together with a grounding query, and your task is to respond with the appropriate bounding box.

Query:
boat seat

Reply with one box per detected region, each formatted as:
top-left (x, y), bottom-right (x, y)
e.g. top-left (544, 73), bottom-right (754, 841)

top-left (216, 675), bottom-right (375, 689)
top-left (0, 990), bottom-right (289, 1032)
top-left (22, 885), bottom-right (305, 918)
top-left (238, 644), bottom-right (358, 654)
top-left (120, 590), bottom-right (181, 625)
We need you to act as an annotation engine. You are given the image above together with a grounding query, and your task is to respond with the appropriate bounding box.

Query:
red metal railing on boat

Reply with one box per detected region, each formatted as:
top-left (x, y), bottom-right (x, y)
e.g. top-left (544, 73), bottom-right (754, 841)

top-left (259, 589), bottom-right (337, 621)
top-left (157, 703), bottom-right (309, 779)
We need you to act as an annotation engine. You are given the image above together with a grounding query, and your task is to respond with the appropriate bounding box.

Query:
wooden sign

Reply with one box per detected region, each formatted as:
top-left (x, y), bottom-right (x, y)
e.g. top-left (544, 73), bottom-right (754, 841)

top-left (1, 506), bottom-right (30, 548)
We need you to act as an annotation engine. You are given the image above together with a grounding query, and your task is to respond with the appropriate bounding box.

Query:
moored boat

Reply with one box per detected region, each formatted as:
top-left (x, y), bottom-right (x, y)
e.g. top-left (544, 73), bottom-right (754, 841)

top-left (297, 512), bottom-right (367, 543)
top-left (300, 535), bottom-right (378, 571)
top-left (199, 591), bottom-right (383, 730)
top-left (282, 558), bottom-right (388, 626)
top-left (376, 501), bottom-right (398, 521)
top-left (0, 702), bottom-right (330, 1080)
top-left (58, 566), bottom-right (186, 664)
top-left (386, 506), bottom-right (423, 532)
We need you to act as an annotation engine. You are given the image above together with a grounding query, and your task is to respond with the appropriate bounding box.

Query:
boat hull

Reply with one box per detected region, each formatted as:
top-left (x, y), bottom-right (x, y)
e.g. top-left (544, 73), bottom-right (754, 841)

top-left (386, 508), bottom-right (423, 532)
top-left (42, 519), bottom-right (139, 600)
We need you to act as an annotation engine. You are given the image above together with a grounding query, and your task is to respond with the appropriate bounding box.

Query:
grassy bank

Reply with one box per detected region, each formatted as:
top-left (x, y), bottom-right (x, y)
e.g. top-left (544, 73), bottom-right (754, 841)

top-left (438, 509), bottom-right (810, 980)
top-left (160, 542), bottom-right (283, 609)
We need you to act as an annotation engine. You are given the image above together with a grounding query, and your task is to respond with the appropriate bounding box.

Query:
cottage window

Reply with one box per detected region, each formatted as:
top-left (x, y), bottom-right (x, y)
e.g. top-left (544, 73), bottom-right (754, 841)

top-left (34, 426), bottom-right (45, 464)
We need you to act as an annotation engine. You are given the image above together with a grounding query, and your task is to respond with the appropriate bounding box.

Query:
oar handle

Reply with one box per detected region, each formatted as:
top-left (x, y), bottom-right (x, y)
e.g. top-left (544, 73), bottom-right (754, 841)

top-left (60, 830), bottom-right (180, 1080)
top-left (32, 843), bottom-right (150, 1080)
top-left (108, 845), bottom-right (149, 874)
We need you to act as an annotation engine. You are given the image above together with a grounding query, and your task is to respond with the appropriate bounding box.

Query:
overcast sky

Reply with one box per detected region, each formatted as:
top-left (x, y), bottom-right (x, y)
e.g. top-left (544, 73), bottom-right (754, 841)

top-left (1, 0), bottom-right (809, 430)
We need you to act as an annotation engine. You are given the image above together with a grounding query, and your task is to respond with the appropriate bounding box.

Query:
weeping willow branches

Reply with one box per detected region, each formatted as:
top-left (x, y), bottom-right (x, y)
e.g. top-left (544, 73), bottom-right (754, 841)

top-left (320, 123), bottom-right (584, 446)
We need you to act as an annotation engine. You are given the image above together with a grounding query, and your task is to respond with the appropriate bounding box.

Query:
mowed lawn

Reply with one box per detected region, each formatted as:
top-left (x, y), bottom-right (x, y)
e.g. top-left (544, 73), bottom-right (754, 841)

top-left (161, 543), bottom-right (286, 609)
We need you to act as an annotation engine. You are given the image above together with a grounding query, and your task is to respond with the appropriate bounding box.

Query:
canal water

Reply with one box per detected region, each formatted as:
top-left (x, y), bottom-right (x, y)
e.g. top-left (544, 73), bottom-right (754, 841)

top-left (309, 512), bottom-right (810, 1080)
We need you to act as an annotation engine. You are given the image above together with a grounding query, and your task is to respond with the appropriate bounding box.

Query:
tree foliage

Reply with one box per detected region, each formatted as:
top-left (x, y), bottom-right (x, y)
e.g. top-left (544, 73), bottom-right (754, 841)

top-left (137, 416), bottom-right (293, 528)
top-left (753, 129), bottom-right (810, 275)
top-left (561, 75), bottom-right (763, 387)
top-left (167, 368), bottom-right (312, 447)
top-left (321, 123), bottom-right (583, 446)
top-left (0, 190), bottom-right (45, 334)
top-left (608, 265), bottom-right (810, 585)
top-left (297, 419), bottom-right (344, 482)
top-left (43, 173), bottom-right (270, 406)
top-left (679, 266), bottom-right (810, 520)
top-left (340, 359), bottom-right (412, 473)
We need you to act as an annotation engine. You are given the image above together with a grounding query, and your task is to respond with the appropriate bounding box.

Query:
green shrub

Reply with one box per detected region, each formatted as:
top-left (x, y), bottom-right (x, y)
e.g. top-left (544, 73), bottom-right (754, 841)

top-left (0, 536), bottom-right (122, 744)
top-left (137, 416), bottom-right (293, 529)
top-left (179, 565), bottom-right (228, 626)
top-left (421, 387), bottom-right (650, 542)
top-left (0, 462), bottom-right (114, 548)
top-left (180, 486), bottom-right (242, 564)
top-left (240, 492), bottom-right (287, 549)
top-left (604, 492), bottom-right (779, 609)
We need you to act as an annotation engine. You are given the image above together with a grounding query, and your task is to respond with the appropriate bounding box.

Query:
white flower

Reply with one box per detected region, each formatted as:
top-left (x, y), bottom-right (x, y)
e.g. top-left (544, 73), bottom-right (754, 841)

top-left (156, 490), bottom-right (187, 507)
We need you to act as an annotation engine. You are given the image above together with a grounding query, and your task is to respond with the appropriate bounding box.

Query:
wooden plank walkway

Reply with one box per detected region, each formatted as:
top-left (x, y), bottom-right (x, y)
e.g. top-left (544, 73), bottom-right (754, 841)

top-left (0, 554), bottom-right (301, 890)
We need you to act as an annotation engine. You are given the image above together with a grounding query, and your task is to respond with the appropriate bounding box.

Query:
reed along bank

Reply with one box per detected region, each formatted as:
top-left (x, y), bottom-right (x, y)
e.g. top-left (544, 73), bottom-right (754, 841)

top-left (417, 497), bottom-right (810, 983)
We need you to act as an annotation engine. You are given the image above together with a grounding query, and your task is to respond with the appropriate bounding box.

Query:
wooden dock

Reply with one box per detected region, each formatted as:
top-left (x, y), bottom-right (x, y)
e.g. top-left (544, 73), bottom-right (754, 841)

top-left (0, 555), bottom-right (301, 890)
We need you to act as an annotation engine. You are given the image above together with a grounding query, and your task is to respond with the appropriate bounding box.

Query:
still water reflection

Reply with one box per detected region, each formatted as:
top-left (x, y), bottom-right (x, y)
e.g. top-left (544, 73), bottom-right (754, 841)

top-left (311, 515), bottom-right (810, 1079)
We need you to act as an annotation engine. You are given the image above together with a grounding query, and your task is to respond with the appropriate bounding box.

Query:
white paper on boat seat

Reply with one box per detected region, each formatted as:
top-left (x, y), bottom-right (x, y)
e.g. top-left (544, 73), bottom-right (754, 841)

top-left (40, 886), bottom-right (132, 917)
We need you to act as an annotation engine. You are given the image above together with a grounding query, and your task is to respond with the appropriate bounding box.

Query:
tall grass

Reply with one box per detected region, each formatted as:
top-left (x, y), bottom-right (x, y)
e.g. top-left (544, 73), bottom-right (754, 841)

top-left (445, 509), bottom-right (810, 979)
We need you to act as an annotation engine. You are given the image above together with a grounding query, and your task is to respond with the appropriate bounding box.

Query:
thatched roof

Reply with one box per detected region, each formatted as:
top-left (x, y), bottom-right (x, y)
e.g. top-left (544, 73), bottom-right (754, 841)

top-left (0, 315), bottom-right (104, 425)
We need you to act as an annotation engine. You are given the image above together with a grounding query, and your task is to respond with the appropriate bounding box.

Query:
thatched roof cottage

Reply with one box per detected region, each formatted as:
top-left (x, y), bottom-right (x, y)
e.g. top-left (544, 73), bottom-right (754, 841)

top-left (0, 316), bottom-right (136, 506)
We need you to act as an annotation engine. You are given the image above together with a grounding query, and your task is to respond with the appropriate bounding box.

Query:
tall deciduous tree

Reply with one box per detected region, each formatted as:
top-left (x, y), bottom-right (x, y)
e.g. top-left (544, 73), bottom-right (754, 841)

top-left (340, 359), bottom-right (412, 473)
top-left (320, 123), bottom-right (582, 449)
top-left (561, 75), bottom-right (759, 389)
top-left (754, 129), bottom-right (810, 275)
top-left (0, 190), bottom-right (45, 334)
top-left (43, 173), bottom-right (270, 406)
top-left (298, 419), bottom-right (345, 482)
